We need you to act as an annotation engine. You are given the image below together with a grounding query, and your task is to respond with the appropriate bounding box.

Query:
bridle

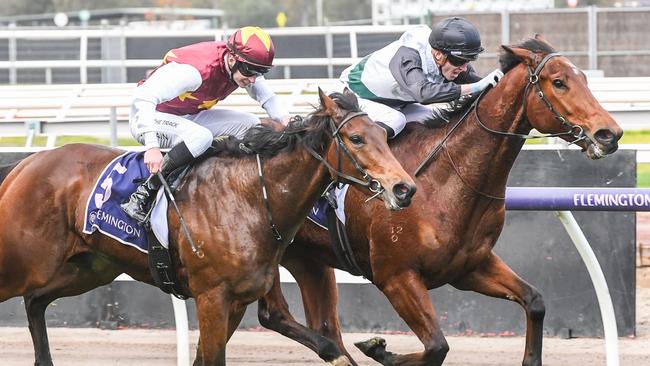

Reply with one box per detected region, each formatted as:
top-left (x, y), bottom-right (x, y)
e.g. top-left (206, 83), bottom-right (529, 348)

top-left (415, 52), bottom-right (589, 200)
top-left (475, 52), bottom-right (586, 144)
top-left (305, 111), bottom-right (383, 194)
top-left (257, 110), bottom-right (384, 243)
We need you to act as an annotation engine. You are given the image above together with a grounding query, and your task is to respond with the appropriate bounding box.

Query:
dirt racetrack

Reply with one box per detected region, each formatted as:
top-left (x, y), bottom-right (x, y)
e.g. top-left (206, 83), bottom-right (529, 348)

top-left (0, 308), bottom-right (648, 366)
top-left (1, 214), bottom-right (649, 366)
top-left (0, 276), bottom-right (647, 365)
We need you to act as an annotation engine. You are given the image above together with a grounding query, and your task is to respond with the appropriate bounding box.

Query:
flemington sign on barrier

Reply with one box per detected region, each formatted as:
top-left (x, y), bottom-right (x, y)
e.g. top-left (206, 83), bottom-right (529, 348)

top-left (507, 187), bottom-right (650, 211)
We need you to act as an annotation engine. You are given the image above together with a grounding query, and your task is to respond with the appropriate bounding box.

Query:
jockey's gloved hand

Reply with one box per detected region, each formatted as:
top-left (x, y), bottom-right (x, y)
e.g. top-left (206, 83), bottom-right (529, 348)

top-left (469, 68), bottom-right (504, 94)
top-left (426, 93), bottom-right (479, 129)
top-left (448, 93), bottom-right (478, 112)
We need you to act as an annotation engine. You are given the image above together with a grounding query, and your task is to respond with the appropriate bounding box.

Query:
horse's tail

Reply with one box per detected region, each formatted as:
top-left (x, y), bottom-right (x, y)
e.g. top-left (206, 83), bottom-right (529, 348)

top-left (0, 161), bottom-right (20, 187)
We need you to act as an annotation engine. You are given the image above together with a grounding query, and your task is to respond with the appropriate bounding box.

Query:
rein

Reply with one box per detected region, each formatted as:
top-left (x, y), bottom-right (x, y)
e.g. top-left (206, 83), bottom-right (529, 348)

top-left (413, 101), bottom-right (476, 177)
top-left (257, 110), bottom-right (382, 244)
top-left (413, 95), bottom-right (507, 199)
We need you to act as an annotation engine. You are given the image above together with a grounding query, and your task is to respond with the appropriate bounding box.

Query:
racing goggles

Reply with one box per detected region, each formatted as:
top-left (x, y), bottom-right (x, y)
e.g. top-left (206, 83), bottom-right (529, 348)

top-left (446, 54), bottom-right (471, 67)
top-left (238, 62), bottom-right (270, 77)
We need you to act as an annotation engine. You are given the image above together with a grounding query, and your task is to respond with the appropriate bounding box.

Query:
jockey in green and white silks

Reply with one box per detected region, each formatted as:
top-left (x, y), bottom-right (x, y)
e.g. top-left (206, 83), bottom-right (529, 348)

top-left (340, 18), bottom-right (504, 138)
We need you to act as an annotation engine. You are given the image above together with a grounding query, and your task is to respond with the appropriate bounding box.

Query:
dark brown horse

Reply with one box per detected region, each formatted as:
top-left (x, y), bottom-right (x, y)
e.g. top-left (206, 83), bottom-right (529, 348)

top-left (0, 89), bottom-right (416, 366)
top-left (257, 37), bottom-right (623, 366)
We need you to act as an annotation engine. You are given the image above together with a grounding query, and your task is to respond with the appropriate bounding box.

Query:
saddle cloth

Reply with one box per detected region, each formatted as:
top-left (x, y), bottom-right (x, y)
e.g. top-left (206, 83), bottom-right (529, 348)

top-left (307, 184), bottom-right (350, 229)
top-left (82, 151), bottom-right (169, 252)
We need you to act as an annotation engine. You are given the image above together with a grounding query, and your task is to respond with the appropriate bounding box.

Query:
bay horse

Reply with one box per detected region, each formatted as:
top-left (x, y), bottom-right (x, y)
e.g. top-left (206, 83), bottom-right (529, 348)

top-left (0, 89), bottom-right (416, 366)
top-left (257, 37), bottom-right (623, 366)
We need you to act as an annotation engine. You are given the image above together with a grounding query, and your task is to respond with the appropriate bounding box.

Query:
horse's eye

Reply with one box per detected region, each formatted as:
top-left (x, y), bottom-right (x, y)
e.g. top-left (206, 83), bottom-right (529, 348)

top-left (552, 79), bottom-right (565, 89)
top-left (349, 135), bottom-right (364, 145)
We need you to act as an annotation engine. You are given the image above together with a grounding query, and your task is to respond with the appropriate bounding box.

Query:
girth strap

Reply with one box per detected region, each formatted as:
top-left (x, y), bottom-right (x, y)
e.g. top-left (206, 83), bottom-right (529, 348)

top-left (146, 229), bottom-right (190, 299)
top-left (325, 203), bottom-right (371, 280)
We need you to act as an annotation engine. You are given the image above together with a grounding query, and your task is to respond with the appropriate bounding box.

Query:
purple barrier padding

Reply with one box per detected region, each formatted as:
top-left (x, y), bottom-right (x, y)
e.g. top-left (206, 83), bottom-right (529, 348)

top-left (505, 187), bottom-right (650, 211)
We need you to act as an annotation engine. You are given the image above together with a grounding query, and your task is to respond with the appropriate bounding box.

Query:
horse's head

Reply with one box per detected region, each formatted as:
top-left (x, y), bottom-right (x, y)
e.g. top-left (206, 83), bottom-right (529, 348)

top-left (317, 88), bottom-right (416, 209)
top-left (500, 35), bottom-right (623, 159)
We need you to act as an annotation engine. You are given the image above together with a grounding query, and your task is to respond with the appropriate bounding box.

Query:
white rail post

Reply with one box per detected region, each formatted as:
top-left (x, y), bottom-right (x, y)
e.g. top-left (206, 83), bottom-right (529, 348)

top-left (80, 33), bottom-right (88, 84)
top-left (24, 120), bottom-right (39, 148)
top-left (109, 107), bottom-right (118, 147)
top-left (171, 296), bottom-right (190, 366)
top-left (555, 211), bottom-right (619, 366)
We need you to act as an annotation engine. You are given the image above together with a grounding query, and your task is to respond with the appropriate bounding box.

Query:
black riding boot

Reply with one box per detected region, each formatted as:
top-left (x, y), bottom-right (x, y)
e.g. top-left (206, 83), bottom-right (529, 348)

top-left (121, 142), bottom-right (195, 223)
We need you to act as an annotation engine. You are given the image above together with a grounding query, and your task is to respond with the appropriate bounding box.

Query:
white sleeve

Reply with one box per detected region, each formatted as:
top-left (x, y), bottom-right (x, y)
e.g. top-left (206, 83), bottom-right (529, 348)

top-left (131, 62), bottom-right (203, 148)
top-left (399, 25), bottom-right (433, 50)
top-left (246, 76), bottom-right (290, 122)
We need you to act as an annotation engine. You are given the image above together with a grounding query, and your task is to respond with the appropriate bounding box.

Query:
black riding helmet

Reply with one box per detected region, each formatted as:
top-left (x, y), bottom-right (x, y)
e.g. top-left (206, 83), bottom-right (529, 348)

top-left (429, 17), bottom-right (484, 61)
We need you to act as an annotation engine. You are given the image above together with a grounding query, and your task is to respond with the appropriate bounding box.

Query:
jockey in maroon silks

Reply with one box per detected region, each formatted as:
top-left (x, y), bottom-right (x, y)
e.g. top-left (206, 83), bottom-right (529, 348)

top-left (122, 26), bottom-right (290, 223)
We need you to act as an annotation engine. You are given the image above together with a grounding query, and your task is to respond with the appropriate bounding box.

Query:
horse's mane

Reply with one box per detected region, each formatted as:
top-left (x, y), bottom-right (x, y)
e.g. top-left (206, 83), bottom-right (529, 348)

top-left (226, 91), bottom-right (361, 157)
top-left (499, 38), bottom-right (556, 74)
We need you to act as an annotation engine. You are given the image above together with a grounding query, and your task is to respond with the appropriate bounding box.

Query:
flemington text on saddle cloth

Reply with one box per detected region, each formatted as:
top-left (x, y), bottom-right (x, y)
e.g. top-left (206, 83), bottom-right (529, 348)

top-left (82, 151), bottom-right (169, 252)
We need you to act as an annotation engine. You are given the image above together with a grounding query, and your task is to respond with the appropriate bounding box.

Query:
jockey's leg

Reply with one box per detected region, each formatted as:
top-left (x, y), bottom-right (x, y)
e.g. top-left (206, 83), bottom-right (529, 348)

top-left (190, 108), bottom-right (261, 139)
top-left (402, 102), bottom-right (451, 128)
top-left (355, 97), bottom-right (406, 139)
top-left (122, 111), bottom-right (213, 223)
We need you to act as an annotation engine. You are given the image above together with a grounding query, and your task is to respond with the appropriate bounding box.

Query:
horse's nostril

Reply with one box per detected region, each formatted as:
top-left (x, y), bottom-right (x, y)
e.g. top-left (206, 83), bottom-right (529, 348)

top-left (393, 182), bottom-right (416, 200)
top-left (594, 129), bottom-right (615, 144)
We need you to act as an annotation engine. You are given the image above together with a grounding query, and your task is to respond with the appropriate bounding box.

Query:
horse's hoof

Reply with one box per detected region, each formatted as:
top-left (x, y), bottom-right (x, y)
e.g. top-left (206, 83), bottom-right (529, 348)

top-left (354, 336), bottom-right (387, 356)
top-left (329, 355), bottom-right (352, 366)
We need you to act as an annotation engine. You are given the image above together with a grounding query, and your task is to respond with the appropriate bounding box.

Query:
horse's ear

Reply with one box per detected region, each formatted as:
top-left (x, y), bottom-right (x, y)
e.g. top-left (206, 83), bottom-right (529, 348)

top-left (342, 87), bottom-right (358, 102)
top-left (534, 33), bottom-right (553, 48)
top-left (501, 44), bottom-right (536, 67)
top-left (318, 87), bottom-right (339, 113)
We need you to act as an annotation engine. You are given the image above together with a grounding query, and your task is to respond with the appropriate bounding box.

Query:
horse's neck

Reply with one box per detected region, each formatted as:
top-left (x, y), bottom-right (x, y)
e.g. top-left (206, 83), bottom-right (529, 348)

top-left (408, 67), bottom-right (530, 198)
top-left (261, 146), bottom-right (331, 240)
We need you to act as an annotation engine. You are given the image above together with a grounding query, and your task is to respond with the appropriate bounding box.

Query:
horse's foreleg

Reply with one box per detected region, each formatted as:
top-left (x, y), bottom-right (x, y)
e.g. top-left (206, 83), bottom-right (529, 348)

top-left (358, 271), bottom-right (448, 366)
top-left (24, 291), bottom-right (53, 366)
top-left (451, 254), bottom-right (545, 366)
top-left (227, 303), bottom-right (247, 341)
top-left (258, 265), bottom-right (353, 366)
top-left (193, 301), bottom-right (244, 366)
top-left (195, 287), bottom-right (229, 366)
top-left (24, 260), bottom-right (118, 366)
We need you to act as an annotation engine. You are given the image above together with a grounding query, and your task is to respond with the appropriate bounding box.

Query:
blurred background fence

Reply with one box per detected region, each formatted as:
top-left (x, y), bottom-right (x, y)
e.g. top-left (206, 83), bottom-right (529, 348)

top-left (2, 7), bottom-right (650, 84)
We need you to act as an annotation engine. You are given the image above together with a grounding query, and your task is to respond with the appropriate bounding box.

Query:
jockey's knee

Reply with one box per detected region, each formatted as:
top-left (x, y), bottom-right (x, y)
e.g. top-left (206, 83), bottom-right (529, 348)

top-left (376, 113), bottom-right (406, 139)
top-left (231, 117), bottom-right (261, 139)
top-left (184, 126), bottom-right (214, 157)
